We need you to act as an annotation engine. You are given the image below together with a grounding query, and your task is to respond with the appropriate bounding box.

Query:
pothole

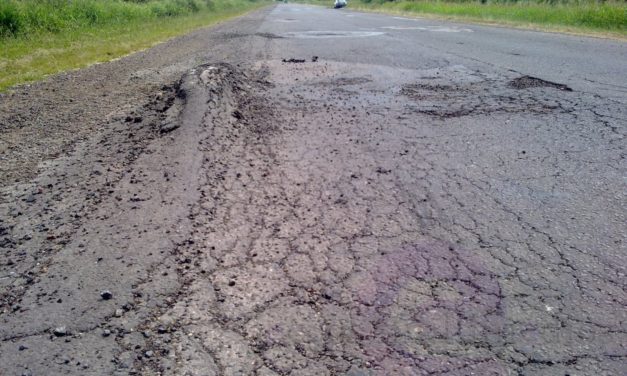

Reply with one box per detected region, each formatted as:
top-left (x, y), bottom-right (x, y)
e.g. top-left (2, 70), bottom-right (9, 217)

top-left (400, 79), bottom-right (566, 118)
top-left (313, 76), bottom-right (373, 87)
top-left (281, 31), bottom-right (384, 39)
top-left (509, 75), bottom-right (572, 91)
top-left (219, 32), bottom-right (284, 40)
top-left (382, 26), bottom-right (426, 30)
top-left (255, 32), bottom-right (284, 39)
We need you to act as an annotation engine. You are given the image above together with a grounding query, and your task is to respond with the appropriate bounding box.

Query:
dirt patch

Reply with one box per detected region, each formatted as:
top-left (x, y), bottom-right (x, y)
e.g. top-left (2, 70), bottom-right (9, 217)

top-left (509, 75), bottom-right (572, 91)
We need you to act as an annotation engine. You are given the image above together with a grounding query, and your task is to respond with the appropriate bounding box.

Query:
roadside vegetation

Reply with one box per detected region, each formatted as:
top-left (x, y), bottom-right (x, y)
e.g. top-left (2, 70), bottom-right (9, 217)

top-left (311, 0), bottom-right (626, 37)
top-left (0, 0), bottom-right (267, 91)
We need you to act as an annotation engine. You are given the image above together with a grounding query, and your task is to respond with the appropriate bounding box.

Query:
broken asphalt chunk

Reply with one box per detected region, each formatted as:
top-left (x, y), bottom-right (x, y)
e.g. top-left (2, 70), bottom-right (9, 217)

top-left (100, 290), bottom-right (113, 300)
top-left (52, 326), bottom-right (68, 337)
top-left (282, 58), bottom-right (306, 63)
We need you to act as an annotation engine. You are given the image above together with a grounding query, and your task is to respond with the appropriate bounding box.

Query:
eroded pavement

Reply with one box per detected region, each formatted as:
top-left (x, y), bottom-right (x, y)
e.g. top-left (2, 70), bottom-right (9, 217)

top-left (1, 4), bottom-right (626, 376)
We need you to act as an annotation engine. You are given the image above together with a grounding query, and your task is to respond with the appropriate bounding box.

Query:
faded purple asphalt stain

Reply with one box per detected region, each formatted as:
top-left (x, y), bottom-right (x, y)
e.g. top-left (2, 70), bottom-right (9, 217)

top-left (344, 241), bottom-right (507, 375)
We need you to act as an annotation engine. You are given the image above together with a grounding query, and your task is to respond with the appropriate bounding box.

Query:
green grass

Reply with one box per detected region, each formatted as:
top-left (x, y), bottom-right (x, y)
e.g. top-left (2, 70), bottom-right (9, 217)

top-left (0, 0), bottom-right (267, 91)
top-left (306, 0), bottom-right (627, 37)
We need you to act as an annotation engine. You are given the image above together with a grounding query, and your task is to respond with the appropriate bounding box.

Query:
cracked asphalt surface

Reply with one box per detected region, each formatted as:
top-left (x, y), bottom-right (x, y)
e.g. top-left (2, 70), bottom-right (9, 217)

top-left (1, 4), bottom-right (626, 376)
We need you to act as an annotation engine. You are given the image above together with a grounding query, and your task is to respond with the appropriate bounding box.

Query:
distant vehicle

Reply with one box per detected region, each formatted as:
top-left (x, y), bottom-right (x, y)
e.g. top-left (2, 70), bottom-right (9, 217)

top-left (334, 0), bottom-right (347, 9)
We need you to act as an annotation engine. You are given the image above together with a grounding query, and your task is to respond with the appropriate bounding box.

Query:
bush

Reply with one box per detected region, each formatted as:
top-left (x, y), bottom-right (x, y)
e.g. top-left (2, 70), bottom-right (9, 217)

top-left (0, 1), bottom-right (23, 37)
top-left (183, 0), bottom-right (202, 12)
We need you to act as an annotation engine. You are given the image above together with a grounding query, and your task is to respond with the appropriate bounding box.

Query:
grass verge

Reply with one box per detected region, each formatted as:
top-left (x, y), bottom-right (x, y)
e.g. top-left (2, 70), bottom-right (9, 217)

top-left (0, 0), bottom-right (268, 91)
top-left (305, 0), bottom-right (626, 38)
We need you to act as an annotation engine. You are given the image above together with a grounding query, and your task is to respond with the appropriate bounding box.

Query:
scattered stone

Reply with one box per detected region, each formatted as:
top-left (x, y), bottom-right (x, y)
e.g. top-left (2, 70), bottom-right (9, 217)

top-left (157, 326), bottom-right (167, 334)
top-left (312, 56), bottom-right (319, 62)
top-left (53, 326), bottom-right (68, 337)
top-left (23, 194), bottom-right (36, 203)
top-left (228, 280), bottom-right (236, 287)
top-left (232, 110), bottom-right (244, 120)
top-left (100, 290), bottom-right (113, 300)
top-left (144, 350), bottom-right (154, 358)
top-left (102, 329), bottom-right (111, 337)
top-left (114, 309), bottom-right (124, 317)
top-left (18, 345), bottom-right (28, 351)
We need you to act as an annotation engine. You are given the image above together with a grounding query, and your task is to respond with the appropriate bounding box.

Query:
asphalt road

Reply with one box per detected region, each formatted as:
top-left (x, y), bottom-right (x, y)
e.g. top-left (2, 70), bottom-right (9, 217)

top-left (1, 4), bottom-right (625, 376)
